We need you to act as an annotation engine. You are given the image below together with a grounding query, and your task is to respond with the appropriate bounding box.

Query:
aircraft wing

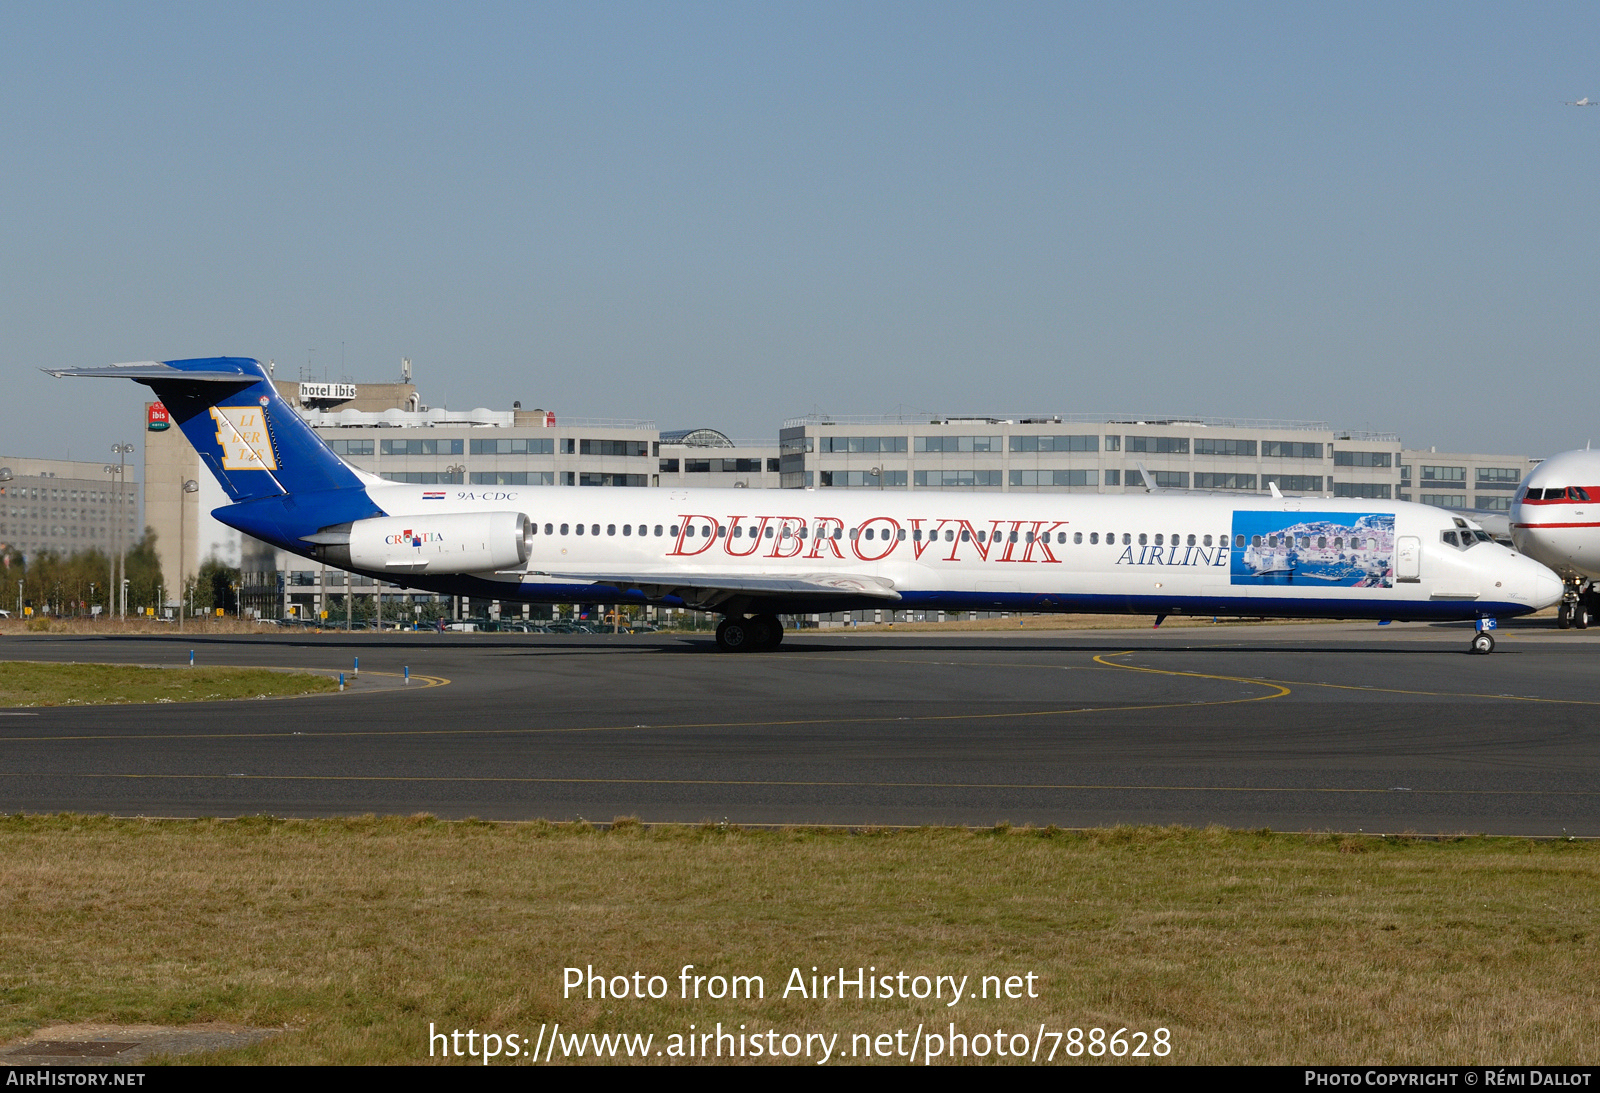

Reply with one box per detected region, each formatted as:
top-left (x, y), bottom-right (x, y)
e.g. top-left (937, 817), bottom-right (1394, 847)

top-left (527, 569), bottom-right (902, 612)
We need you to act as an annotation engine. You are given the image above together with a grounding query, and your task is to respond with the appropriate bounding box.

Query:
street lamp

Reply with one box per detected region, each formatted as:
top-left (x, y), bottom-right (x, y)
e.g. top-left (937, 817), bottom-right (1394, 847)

top-left (108, 443), bottom-right (134, 619)
top-left (177, 478), bottom-right (198, 632)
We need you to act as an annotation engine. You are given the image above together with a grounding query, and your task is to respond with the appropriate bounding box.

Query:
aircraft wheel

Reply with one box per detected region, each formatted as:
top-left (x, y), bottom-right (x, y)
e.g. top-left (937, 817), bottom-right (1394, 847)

top-left (715, 616), bottom-right (753, 652)
top-left (1558, 603), bottom-right (1572, 629)
top-left (1577, 605), bottom-right (1591, 630)
top-left (752, 613), bottom-right (784, 649)
top-left (1470, 632), bottom-right (1495, 655)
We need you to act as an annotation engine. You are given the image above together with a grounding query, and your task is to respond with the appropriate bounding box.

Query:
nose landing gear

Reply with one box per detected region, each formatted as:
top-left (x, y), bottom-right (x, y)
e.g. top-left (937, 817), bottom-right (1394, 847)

top-left (1470, 631), bottom-right (1495, 655)
top-left (715, 613), bottom-right (785, 652)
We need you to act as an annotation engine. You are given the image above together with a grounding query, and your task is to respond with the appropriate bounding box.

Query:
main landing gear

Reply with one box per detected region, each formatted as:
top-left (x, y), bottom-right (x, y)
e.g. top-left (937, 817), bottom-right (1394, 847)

top-left (715, 613), bottom-right (785, 653)
top-left (1556, 581), bottom-right (1595, 630)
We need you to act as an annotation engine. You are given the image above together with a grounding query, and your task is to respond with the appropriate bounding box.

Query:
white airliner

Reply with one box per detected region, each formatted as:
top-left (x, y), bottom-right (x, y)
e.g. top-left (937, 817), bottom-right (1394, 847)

top-left (1566, 97), bottom-right (1599, 106)
top-left (49, 358), bottom-right (1563, 653)
top-left (1511, 447), bottom-right (1600, 627)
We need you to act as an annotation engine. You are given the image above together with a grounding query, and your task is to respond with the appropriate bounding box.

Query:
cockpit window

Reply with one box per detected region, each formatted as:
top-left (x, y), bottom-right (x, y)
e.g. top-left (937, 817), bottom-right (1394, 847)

top-left (1573, 487), bottom-right (1592, 502)
top-left (1441, 531), bottom-right (1459, 548)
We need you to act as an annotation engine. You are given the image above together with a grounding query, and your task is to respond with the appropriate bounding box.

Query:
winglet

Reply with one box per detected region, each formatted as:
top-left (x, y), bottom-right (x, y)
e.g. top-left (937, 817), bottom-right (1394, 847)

top-left (1136, 463), bottom-right (1157, 491)
top-left (1268, 480), bottom-right (1283, 499)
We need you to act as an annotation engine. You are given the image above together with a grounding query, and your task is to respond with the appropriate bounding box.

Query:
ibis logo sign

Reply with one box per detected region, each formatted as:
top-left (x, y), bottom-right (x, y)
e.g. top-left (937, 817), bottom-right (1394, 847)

top-left (208, 406), bottom-right (279, 470)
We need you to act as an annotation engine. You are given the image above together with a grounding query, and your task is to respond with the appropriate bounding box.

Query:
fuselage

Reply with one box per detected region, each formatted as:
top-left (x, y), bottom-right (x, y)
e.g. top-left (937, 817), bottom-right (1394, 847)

top-left (1512, 449), bottom-right (1600, 583)
top-left (352, 480), bottom-right (1561, 621)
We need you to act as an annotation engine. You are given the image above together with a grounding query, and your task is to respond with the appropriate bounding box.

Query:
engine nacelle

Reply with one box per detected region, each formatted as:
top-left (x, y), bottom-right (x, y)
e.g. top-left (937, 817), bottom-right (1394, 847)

top-left (326, 512), bottom-right (531, 575)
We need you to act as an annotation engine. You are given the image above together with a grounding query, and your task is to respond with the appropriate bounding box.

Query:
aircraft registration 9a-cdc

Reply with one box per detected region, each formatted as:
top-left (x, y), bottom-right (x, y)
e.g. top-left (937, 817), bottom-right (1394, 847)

top-left (50, 358), bottom-right (1564, 653)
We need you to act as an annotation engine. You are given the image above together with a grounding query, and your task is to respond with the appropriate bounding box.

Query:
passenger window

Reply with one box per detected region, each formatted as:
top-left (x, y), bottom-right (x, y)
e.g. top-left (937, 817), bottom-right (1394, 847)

top-left (1317, 536), bottom-right (1326, 548)
top-left (607, 525), bottom-right (616, 536)
top-left (1075, 532), bottom-right (1084, 544)
top-left (897, 529), bottom-right (906, 541)
top-left (670, 525), bottom-right (679, 536)
top-left (1057, 532), bottom-right (1067, 543)
top-left (1203, 535), bottom-right (1212, 547)
top-left (1153, 534), bottom-right (1162, 546)
top-left (1088, 532), bottom-right (1097, 544)
top-left (837, 529), bottom-right (846, 540)
top-left (913, 529), bottom-right (922, 541)
top-left (1122, 533), bottom-right (1131, 545)
top-left (864, 528), bottom-right (874, 540)
top-left (961, 530), bottom-right (970, 542)
top-left (1187, 534), bottom-right (1196, 547)
top-left (765, 526), bottom-right (775, 539)
top-left (716, 526), bottom-right (726, 538)
top-left (944, 530), bottom-right (953, 541)
top-left (1139, 534), bottom-right (1148, 546)
top-left (1252, 535), bottom-right (1262, 547)
top-left (575, 524), bottom-right (584, 535)
top-left (561, 523), bottom-right (570, 535)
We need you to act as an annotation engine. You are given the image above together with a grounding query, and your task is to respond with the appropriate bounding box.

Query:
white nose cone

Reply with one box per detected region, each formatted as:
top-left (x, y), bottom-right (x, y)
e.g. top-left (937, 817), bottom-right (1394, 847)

top-left (1533, 568), bottom-right (1564, 611)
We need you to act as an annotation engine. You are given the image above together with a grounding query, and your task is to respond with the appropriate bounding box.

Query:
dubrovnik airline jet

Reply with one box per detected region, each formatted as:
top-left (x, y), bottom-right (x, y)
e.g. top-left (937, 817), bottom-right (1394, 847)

top-left (1511, 447), bottom-right (1600, 628)
top-left (49, 358), bottom-right (1563, 653)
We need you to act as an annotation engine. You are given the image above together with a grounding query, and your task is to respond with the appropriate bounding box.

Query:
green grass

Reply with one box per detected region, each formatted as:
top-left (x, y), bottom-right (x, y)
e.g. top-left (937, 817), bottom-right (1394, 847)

top-left (0, 817), bottom-right (1595, 1064)
top-left (0, 662), bottom-right (339, 706)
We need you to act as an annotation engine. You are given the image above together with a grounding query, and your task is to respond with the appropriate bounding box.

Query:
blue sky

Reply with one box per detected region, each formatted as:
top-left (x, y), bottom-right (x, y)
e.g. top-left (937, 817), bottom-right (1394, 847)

top-left (5, 2), bottom-right (1599, 460)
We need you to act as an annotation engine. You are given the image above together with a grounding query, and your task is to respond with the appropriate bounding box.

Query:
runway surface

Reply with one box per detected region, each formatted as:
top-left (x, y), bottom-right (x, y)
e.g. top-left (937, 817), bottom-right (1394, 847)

top-left (4, 620), bottom-right (1600, 834)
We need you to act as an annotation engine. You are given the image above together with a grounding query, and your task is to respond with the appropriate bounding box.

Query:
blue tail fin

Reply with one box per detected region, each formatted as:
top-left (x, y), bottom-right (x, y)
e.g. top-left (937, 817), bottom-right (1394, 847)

top-left (47, 357), bottom-right (364, 502)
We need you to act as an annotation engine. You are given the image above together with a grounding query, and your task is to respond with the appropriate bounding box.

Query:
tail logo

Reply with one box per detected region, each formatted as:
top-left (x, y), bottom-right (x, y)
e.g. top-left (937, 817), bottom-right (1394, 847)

top-left (208, 406), bottom-right (280, 470)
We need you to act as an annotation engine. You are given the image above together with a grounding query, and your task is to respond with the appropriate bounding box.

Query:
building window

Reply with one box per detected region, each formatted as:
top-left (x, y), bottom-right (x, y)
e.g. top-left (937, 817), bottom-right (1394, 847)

top-left (1476, 467), bottom-right (1522, 489)
top-left (1270, 475), bottom-right (1323, 492)
top-left (913, 435), bottom-right (1002, 453)
top-left (578, 473), bottom-right (647, 487)
top-left (1419, 465), bottom-right (1466, 488)
top-left (1420, 493), bottom-right (1467, 509)
top-left (379, 438), bottom-right (464, 456)
top-left (380, 471), bottom-right (464, 484)
top-left (579, 439), bottom-right (649, 457)
top-left (1333, 450), bottom-right (1393, 468)
top-left (326, 439), bottom-right (374, 456)
top-left (912, 470), bottom-right (1003, 487)
top-left (1125, 436), bottom-right (1189, 454)
top-left (469, 438), bottom-right (555, 455)
top-left (1193, 473), bottom-right (1257, 489)
top-left (1009, 435), bottom-right (1098, 453)
top-left (1150, 470), bottom-right (1189, 488)
top-left (1333, 482), bottom-right (1392, 499)
top-left (1262, 441), bottom-right (1326, 459)
top-left (1194, 439), bottom-right (1257, 457)
top-left (469, 471), bottom-right (555, 485)
top-left (820, 470), bottom-right (907, 487)
top-left (1008, 469), bottom-right (1097, 486)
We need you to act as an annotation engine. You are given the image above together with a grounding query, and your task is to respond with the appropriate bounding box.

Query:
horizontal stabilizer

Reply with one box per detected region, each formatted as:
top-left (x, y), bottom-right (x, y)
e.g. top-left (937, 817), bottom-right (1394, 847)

top-left (43, 361), bottom-right (260, 383)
